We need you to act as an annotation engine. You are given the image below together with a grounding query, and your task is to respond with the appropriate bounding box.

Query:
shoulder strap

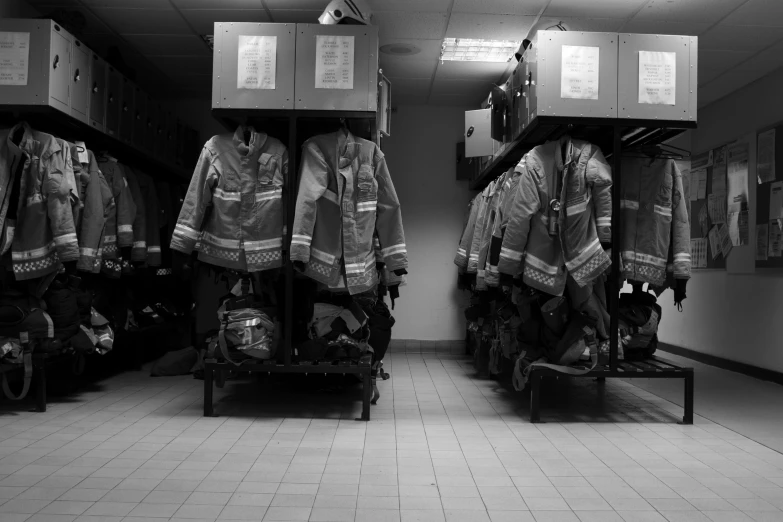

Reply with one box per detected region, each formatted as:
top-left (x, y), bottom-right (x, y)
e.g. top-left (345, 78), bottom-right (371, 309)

top-left (1, 350), bottom-right (32, 401)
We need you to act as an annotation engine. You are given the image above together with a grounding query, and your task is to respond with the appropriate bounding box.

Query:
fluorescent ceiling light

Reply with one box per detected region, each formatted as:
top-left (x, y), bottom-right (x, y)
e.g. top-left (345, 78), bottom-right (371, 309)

top-left (440, 38), bottom-right (521, 63)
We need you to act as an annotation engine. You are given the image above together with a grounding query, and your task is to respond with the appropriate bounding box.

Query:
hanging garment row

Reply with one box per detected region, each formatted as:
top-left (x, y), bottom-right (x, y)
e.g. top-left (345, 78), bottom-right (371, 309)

top-left (454, 135), bottom-right (692, 385)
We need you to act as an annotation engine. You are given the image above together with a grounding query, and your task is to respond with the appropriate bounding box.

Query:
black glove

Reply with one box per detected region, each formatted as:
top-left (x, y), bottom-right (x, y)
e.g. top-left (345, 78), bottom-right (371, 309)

top-left (293, 261), bottom-right (306, 273)
top-left (393, 268), bottom-right (407, 276)
top-left (388, 285), bottom-right (400, 309)
top-left (673, 278), bottom-right (687, 311)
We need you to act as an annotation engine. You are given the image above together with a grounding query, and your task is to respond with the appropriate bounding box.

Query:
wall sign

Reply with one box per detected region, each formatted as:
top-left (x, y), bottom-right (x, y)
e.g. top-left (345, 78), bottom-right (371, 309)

top-left (237, 35), bottom-right (277, 90)
top-left (315, 35), bottom-right (354, 90)
top-left (0, 32), bottom-right (30, 86)
top-left (638, 50), bottom-right (676, 105)
top-left (560, 45), bottom-right (599, 100)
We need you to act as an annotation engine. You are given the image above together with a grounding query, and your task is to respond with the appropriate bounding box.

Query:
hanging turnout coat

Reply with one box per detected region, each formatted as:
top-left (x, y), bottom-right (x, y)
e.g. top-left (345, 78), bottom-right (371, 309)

top-left (291, 130), bottom-right (407, 295)
top-left (498, 136), bottom-right (613, 295)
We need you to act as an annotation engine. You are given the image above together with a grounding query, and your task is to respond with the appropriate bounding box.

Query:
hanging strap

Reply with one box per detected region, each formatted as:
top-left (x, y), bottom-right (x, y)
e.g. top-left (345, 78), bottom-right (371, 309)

top-left (1, 351), bottom-right (33, 401)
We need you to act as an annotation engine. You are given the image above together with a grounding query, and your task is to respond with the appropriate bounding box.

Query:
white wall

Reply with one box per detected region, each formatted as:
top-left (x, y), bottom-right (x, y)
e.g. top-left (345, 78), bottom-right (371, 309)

top-left (382, 105), bottom-right (474, 341)
top-left (658, 67), bottom-right (783, 373)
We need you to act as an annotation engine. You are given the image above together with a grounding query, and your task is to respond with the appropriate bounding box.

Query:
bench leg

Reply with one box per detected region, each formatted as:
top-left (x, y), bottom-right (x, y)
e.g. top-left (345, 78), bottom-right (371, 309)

top-left (683, 373), bottom-right (694, 425)
top-left (358, 370), bottom-right (371, 421)
top-left (530, 372), bottom-right (541, 423)
top-left (204, 363), bottom-right (215, 417)
top-left (34, 356), bottom-right (46, 413)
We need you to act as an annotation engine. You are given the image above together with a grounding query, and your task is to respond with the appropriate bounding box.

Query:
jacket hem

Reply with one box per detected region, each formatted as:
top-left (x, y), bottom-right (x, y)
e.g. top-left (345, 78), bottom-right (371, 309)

top-left (570, 250), bottom-right (611, 287)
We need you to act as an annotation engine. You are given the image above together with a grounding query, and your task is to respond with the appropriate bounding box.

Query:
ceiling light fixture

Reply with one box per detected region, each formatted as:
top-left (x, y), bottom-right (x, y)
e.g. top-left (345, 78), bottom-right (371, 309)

top-left (380, 43), bottom-right (421, 56)
top-left (440, 38), bottom-right (521, 63)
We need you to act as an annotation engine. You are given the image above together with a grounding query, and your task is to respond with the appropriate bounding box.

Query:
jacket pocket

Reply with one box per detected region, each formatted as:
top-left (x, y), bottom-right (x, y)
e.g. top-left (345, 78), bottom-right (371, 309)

top-left (357, 164), bottom-right (376, 199)
top-left (258, 152), bottom-right (280, 186)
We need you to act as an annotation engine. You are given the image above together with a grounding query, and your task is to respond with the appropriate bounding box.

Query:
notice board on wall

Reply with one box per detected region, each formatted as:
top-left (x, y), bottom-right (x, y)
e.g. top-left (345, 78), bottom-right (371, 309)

top-left (755, 123), bottom-right (783, 268)
top-left (689, 148), bottom-right (729, 270)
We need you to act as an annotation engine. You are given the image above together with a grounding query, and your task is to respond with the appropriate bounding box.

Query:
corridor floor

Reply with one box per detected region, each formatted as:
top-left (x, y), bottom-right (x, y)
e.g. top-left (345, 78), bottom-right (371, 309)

top-left (1, 352), bottom-right (783, 522)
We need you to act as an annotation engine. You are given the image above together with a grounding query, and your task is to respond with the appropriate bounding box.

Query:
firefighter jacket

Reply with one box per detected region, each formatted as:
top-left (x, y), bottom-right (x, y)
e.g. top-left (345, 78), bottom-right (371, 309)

top-left (75, 149), bottom-right (114, 272)
top-left (136, 172), bottom-right (161, 266)
top-left (475, 175), bottom-right (505, 290)
top-left (5, 123), bottom-right (80, 280)
top-left (620, 157), bottom-right (691, 286)
top-left (487, 163), bottom-right (523, 286)
top-left (498, 136), bottom-right (613, 295)
top-left (0, 126), bottom-right (26, 255)
top-left (97, 158), bottom-right (137, 260)
top-left (454, 194), bottom-right (480, 271)
top-left (123, 167), bottom-right (147, 262)
top-left (291, 130), bottom-right (407, 295)
top-left (171, 126), bottom-right (288, 272)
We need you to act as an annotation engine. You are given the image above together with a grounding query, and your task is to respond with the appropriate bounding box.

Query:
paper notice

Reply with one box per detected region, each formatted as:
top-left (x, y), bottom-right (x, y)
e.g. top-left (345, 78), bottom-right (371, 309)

top-left (730, 209), bottom-right (750, 246)
top-left (315, 35), bottom-right (354, 90)
top-left (718, 223), bottom-right (733, 258)
top-left (638, 50), bottom-right (676, 105)
top-left (560, 45), bottom-right (599, 100)
top-left (770, 181), bottom-right (783, 220)
top-left (698, 203), bottom-right (710, 237)
top-left (708, 193), bottom-right (726, 224)
top-left (727, 141), bottom-right (750, 213)
top-left (0, 32), bottom-right (30, 86)
top-left (237, 35), bottom-right (277, 90)
top-left (712, 162), bottom-right (727, 197)
top-left (757, 129), bottom-right (776, 184)
top-left (692, 238), bottom-right (708, 268)
top-left (714, 145), bottom-right (727, 167)
top-left (769, 221), bottom-right (782, 257)
top-left (708, 226), bottom-right (721, 260)
top-left (757, 223), bottom-right (769, 261)
top-left (697, 168), bottom-right (707, 200)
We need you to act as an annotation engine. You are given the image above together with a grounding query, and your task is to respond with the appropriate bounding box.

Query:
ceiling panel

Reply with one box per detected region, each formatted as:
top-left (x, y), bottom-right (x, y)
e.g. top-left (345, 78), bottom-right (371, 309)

top-left (172, 0), bottom-right (263, 7)
top-left (122, 34), bottom-right (210, 56)
top-left (428, 93), bottom-right (484, 106)
top-left (435, 60), bottom-right (510, 81)
top-left (378, 38), bottom-right (443, 59)
top-left (24, 0), bottom-right (81, 6)
top-left (266, 9), bottom-right (323, 23)
top-left (545, 0), bottom-right (648, 19)
top-left (386, 77), bottom-right (431, 97)
top-left (180, 9), bottom-right (270, 34)
top-left (29, 5), bottom-right (113, 34)
top-left (379, 57), bottom-right (438, 79)
top-left (698, 49), bottom-right (754, 84)
top-left (722, 0), bottom-right (783, 26)
top-left (373, 11), bottom-right (449, 40)
top-left (446, 13), bottom-right (536, 41)
top-left (90, 7), bottom-right (192, 34)
top-left (535, 16), bottom-right (625, 33)
top-left (453, 0), bottom-right (547, 15)
top-left (700, 25), bottom-right (783, 52)
top-left (367, 0), bottom-right (453, 12)
top-left (80, 0), bottom-right (167, 7)
top-left (619, 19), bottom-right (711, 36)
top-left (148, 55), bottom-right (214, 75)
top-left (264, 0), bottom-right (326, 8)
top-left (632, 0), bottom-right (748, 24)
top-left (430, 78), bottom-right (494, 99)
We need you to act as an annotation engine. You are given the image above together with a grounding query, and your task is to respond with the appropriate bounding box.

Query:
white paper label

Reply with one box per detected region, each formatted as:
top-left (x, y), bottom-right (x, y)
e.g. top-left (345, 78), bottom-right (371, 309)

top-left (638, 50), bottom-right (676, 105)
top-left (315, 35), bottom-right (354, 90)
top-left (560, 45), bottom-right (599, 100)
top-left (0, 32), bottom-right (30, 86)
top-left (237, 35), bottom-right (277, 90)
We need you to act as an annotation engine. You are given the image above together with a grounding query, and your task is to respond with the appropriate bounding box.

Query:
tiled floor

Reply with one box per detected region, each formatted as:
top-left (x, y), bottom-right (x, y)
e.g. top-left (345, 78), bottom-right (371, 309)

top-left (1, 352), bottom-right (783, 522)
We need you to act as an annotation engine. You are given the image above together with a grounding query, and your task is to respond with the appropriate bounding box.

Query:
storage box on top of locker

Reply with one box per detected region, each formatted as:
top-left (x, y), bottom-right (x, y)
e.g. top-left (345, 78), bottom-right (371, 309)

top-left (295, 24), bottom-right (378, 111)
top-left (464, 108), bottom-right (493, 158)
top-left (0, 19), bottom-right (72, 114)
top-left (618, 34), bottom-right (697, 121)
top-left (525, 30), bottom-right (618, 121)
top-left (212, 22), bottom-right (296, 110)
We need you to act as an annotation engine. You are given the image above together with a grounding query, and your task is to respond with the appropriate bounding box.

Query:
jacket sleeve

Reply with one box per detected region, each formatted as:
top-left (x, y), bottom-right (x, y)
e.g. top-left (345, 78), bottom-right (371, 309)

top-left (46, 146), bottom-right (80, 263)
top-left (454, 198), bottom-right (478, 269)
top-left (670, 160), bottom-right (691, 279)
top-left (115, 164), bottom-right (137, 249)
top-left (467, 192), bottom-right (488, 273)
top-left (586, 145), bottom-right (613, 243)
top-left (498, 169), bottom-right (540, 276)
top-left (290, 143), bottom-right (329, 263)
top-left (374, 149), bottom-right (407, 271)
top-left (76, 159), bottom-right (107, 271)
top-left (171, 146), bottom-right (217, 255)
top-left (125, 168), bottom-right (147, 262)
top-left (143, 174), bottom-right (162, 267)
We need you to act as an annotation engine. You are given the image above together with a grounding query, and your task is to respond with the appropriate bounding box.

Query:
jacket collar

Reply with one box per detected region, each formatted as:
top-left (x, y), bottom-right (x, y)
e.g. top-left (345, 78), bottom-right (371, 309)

top-left (555, 135), bottom-right (574, 172)
top-left (337, 129), bottom-right (360, 169)
top-left (5, 121), bottom-right (34, 156)
top-left (233, 125), bottom-right (268, 157)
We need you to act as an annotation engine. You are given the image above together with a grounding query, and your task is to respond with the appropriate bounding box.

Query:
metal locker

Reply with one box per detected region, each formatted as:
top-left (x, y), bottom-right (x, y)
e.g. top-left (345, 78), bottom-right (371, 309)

top-left (133, 87), bottom-right (147, 149)
top-left (164, 111), bottom-right (176, 163)
top-left (88, 53), bottom-right (107, 132)
top-left (510, 60), bottom-right (523, 140)
top-left (69, 38), bottom-right (90, 123)
top-left (175, 118), bottom-right (185, 166)
top-left (148, 101), bottom-right (161, 155)
top-left (105, 67), bottom-right (121, 136)
top-left (212, 22), bottom-right (296, 110)
top-left (618, 34), bottom-right (697, 122)
top-left (48, 25), bottom-right (71, 113)
top-left (295, 24), bottom-right (378, 111)
top-left (465, 109), bottom-right (494, 158)
top-left (119, 77), bottom-right (134, 143)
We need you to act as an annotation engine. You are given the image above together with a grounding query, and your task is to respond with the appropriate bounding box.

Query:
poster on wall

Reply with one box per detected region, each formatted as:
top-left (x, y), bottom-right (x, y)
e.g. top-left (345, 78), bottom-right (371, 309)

top-left (638, 50), bottom-right (676, 105)
top-left (0, 32), bottom-right (30, 86)
top-left (708, 225), bottom-right (721, 260)
top-left (757, 129), bottom-right (776, 184)
top-left (315, 35), bottom-right (355, 90)
top-left (769, 222), bottom-right (782, 257)
top-left (757, 223), bottom-right (769, 261)
top-left (718, 223), bottom-right (733, 258)
top-left (237, 35), bottom-right (277, 90)
top-left (560, 45), bottom-right (599, 100)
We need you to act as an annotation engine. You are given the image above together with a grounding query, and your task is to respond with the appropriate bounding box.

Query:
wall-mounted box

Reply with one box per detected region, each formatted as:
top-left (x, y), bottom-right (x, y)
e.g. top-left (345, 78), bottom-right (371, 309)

top-left (118, 77), bottom-right (134, 143)
top-left (465, 108), bottom-right (493, 158)
top-left (618, 33), bottom-right (697, 121)
top-left (527, 30), bottom-right (618, 121)
top-left (132, 87), bottom-right (147, 149)
top-left (88, 52), bottom-right (107, 132)
top-left (69, 37), bottom-right (90, 123)
top-left (105, 66), bottom-right (122, 136)
top-left (295, 24), bottom-right (378, 111)
top-left (0, 19), bottom-right (72, 114)
top-left (378, 73), bottom-right (391, 137)
top-left (212, 22), bottom-right (296, 110)
top-left (490, 85), bottom-right (506, 143)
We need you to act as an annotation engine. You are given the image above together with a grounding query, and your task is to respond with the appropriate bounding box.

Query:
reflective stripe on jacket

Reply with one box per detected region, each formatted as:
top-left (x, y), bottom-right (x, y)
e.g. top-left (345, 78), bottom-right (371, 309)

top-left (620, 157), bottom-right (691, 285)
top-left (171, 125), bottom-right (287, 272)
top-left (7, 123), bottom-right (80, 280)
top-left (291, 131), bottom-right (407, 295)
top-left (498, 136), bottom-right (612, 295)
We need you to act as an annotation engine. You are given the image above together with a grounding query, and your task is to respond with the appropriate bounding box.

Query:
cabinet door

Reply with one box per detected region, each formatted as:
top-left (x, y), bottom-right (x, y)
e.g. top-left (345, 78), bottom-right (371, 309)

top-left (49, 25), bottom-right (70, 112)
top-left (105, 68), bottom-right (121, 136)
top-left (88, 54), bottom-right (107, 131)
top-left (69, 39), bottom-right (90, 122)
top-left (132, 88), bottom-right (147, 149)
top-left (119, 78), bottom-right (134, 142)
